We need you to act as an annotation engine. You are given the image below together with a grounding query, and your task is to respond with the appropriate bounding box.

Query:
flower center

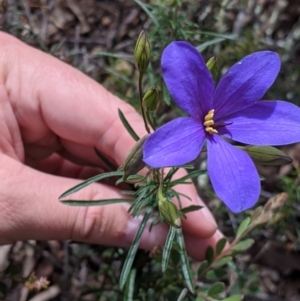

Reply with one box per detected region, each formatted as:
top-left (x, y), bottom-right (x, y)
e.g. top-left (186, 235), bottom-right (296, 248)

top-left (203, 109), bottom-right (218, 134)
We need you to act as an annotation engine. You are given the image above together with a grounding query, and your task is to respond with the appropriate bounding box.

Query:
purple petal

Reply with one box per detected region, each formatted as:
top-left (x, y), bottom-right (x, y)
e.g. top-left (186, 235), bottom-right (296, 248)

top-left (207, 135), bottom-right (260, 213)
top-left (213, 51), bottom-right (280, 119)
top-left (219, 101), bottom-right (300, 145)
top-left (162, 41), bottom-right (214, 119)
top-left (143, 117), bottom-right (205, 167)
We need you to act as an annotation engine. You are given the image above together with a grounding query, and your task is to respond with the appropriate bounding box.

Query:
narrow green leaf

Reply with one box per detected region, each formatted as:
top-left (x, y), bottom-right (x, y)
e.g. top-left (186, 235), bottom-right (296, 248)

top-left (180, 205), bottom-right (203, 215)
top-left (121, 190), bottom-right (136, 195)
top-left (177, 288), bottom-right (188, 301)
top-left (232, 238), bottom-right (254, 252)
top-left (195, 298), bottom-right (205, 301)
top-left (164, 167), bottom-right (179, 182)
top-left (198, 30), bottom-right (238, 40)
top-left (131, 189), bottom-right (155, 217)
top-left (223, 294), bottom-right (244, 301)
top-left (216, 238), bottom-right (227, 256)
top-left (197, 37), bottom-right (226, 52)
top-left (61, 199), bottom-right (132, 206)
top-left (162, 226), bottom-right (176, 272)
top-left (212, 256), bottom-right (232, 268)
top-left (205, 268), bottom-right (227, 280)
top-left (94, 148), bottom-right (117, 171)
top-left (197, 260), bottom-right (208, 277)
top-left (207, 282), bottom-right (225, 297)
top-left (59, 171), bottom-right (123, 199)
top-left (131, 0), bottom-right (159, 26)
top-left (123, 268), bottom-right (136, 301)
top-left (236, 217), bottom-right (251, 238)
top-left (168, 170), bottom-right (206, 187)
top-left (205, 246), bottom-right (214, 264)
top-left (94, 51), bottom-right (133, 63)
top-left (176, 228), bottom-right (195, 293)
top-left (118, 109), bottom-right (140, 142)
top-left (120, 206), bottom-right (152, 289)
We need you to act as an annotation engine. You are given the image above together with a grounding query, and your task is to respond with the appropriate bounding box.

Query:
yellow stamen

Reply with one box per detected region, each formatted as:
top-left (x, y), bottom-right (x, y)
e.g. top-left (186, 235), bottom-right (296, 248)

top-left (203, 109), bottom-right (218, 134)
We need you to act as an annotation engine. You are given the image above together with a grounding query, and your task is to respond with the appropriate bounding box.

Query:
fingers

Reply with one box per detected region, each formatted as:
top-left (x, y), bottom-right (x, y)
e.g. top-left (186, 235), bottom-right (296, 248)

top-left (0, 31), bottom-right (144, 166)
top-left (184, 230), bottom-right (224, 260)
top-left (0, 154), bottom-right (165, 249)
top-left (0, 154), bottom-right (219, 260)
top-left (0, 32), bottom-right (220, 247)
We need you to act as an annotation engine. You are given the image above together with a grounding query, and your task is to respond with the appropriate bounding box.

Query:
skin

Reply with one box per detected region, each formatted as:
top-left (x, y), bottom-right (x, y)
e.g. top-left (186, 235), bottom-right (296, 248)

top-left (0, 32), bottom-right (223, 260)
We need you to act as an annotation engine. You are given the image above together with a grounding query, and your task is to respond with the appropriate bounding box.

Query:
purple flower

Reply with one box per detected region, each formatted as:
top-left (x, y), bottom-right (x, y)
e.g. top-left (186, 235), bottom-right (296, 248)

top-left (143, 41), bottom-right (300, 213)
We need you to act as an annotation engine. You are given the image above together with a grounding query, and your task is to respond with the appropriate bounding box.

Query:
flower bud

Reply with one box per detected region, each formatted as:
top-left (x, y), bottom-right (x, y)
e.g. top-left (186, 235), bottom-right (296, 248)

top-left (206, 56), bottom-right (218, 79)
top-left (241, 145), bottom-right (292, 166)
top-left (134, 30), bottom-right (151, 74)
top-left (157, 189), bottom-right (181, 228)
top-left (142, 87), bottom-right (159, 111)
top-left (123, 134), bottom-right (149, 179)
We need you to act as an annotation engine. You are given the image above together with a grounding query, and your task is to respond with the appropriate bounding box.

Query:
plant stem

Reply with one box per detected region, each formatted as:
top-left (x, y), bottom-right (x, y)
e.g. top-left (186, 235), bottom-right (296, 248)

top-left (138, 74), bottom-right (150, 133)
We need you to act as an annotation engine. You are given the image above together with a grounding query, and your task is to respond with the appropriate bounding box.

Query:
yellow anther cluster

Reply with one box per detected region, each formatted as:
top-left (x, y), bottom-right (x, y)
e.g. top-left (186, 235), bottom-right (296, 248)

top-left (203, 109), bottom-right (218, 134)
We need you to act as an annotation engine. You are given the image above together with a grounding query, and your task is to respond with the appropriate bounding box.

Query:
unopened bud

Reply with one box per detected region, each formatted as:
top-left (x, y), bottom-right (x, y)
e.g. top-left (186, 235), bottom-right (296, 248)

top-left (157, 189), bottom-right (181, 228)
top-left (123, 134), bottom-right (149, 179)
top-left (134, 30), bottom-right (151, 74)
top-left (241, 145), bottom-right (292, 166)
top-left (206, 56), bottom-right (218, 79)
top-left (143, 87), bottom-right (159, 111)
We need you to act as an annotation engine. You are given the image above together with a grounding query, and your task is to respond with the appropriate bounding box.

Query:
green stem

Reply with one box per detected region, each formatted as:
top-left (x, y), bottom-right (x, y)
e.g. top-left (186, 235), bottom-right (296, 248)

top-left (146, 111), bottom-right (156, 131)
top-left (138, 74), bottom-right (150, 133)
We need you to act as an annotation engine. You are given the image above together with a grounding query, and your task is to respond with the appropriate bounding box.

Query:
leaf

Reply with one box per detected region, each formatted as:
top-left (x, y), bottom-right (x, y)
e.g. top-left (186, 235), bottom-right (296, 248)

top-left (131, 0), bottom-right (159, 26)
top-left (205, 246), bottom-right (214, 264)
top-left (180, 205), bottom-right (203, 215)
top-left (123, 268), bottom-right (136, 301)
top-left (223, 294), bottom-right (244, 301)
top-left (61, 198), bottom-right (132, 206)
top-left (236, 217), bottom-right (251, 238)
top-left (216, 238), bottom-right (227, 255)
top-left (118, 108), bottom-right (140, 142)
top-left (205, 268), bottom-right (227, 280)
top-left (254, 211), bottom-right (273, 225)
top-left (177, 288), bottom-right (188, 301)
top-left (59, 171), bottom-right (124, 199)
top-left (212, 256), bottom-right (232, 268)
top-left (207, 282), bottom-right (225, 297)
top-left (197, 37), bottom-right (226, 52)
top-left (197, 260), bottom-right (208, 277)
top-left (162, 227), bottom-right (176, 272)
top-left (232, 239), bottom-right (254, 252)
top-left (94, 148), bottom-right (117, 171)
top-left (168, 170), bottom-right (206, 187)
top-left (251, 206), bottom-right (263, 221)
top-left (119, 206), bottom-right (152, 289)
top-left (164, 167), bottom-right (179, 182)
top-left (176, 228), bottom-right (195, 293)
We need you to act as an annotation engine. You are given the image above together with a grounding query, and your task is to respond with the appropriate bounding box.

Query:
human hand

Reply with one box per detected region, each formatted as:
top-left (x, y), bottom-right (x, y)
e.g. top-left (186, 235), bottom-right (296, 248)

top-left (0, 32), bottom-right (222, 259)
